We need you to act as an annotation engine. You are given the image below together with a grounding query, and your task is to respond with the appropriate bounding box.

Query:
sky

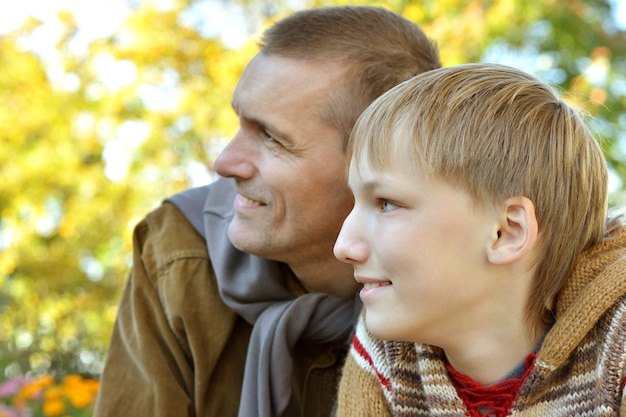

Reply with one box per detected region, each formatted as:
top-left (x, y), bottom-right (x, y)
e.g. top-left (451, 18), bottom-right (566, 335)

top-left (609, 0), bottom-right (626, 27)
top-left (0, 0), bottom-right (128, 37)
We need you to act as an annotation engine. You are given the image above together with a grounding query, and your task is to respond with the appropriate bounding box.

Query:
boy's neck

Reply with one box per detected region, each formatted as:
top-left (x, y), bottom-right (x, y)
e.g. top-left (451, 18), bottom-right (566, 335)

top-left (443, 323), bottom-right (547, 385)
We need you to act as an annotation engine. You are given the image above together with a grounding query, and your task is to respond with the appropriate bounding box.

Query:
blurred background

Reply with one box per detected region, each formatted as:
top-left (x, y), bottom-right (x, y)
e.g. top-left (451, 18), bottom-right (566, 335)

top-left (1, 0), bottom-right (625, 385)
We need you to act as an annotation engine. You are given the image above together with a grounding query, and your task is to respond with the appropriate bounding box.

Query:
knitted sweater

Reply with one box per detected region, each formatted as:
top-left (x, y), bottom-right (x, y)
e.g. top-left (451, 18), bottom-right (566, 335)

top-left (336, 225), bottom-right (626, 417)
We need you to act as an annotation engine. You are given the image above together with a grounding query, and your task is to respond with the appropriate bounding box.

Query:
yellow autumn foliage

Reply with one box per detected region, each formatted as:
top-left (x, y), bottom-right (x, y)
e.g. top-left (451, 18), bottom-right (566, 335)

top-left (0, 0), bottom-right (624, 381)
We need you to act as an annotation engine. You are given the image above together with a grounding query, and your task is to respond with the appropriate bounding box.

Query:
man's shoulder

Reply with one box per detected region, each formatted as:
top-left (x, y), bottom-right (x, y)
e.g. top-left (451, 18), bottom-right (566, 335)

top-left (139, 202), bottom-right (208, 267)
top-left (137, 179), bottom-right (236, 268)
top-left (166, 178), bottom-right (236, 237)
top-left (146, 200), bottom-right (203, 238)
top-left (143, 178), bottom-right (234, 248)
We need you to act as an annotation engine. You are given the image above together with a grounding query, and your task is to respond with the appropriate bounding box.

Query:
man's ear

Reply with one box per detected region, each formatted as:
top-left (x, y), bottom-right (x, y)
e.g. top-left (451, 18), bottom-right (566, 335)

top-left (487, 196), bottom-right (538, 265)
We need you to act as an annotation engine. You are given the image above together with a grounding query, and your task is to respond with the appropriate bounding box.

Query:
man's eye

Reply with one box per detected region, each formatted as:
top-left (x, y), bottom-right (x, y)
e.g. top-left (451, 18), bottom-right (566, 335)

top-left (380, 199), bottom-right (399, 212)
top-left (263, 131), bottom-right (277, 143)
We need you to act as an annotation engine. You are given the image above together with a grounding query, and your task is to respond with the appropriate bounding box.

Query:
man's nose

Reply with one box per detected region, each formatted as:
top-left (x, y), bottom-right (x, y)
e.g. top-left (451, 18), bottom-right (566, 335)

top-left (213, 132), bottom-right (256, 179)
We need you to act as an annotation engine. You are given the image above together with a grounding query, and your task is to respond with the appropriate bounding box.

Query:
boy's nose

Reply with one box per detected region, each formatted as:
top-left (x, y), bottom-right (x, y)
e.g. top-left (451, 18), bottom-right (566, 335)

top-left (333, 212), bottom-right (369, 265)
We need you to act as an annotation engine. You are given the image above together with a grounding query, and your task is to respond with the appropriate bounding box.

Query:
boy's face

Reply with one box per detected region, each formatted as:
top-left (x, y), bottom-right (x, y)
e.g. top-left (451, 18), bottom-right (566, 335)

top-left (334, 140), bottom-right (502, 347)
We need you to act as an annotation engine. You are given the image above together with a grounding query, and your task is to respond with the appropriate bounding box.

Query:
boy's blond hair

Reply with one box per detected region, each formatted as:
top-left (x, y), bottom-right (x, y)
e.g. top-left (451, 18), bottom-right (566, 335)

top-left (349, 63), bottom-right (609, 333)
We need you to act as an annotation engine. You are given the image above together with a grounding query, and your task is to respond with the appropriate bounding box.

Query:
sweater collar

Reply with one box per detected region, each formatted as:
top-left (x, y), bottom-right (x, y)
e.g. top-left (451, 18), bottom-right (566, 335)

top-left (538, 223), bottom-right (626, 369)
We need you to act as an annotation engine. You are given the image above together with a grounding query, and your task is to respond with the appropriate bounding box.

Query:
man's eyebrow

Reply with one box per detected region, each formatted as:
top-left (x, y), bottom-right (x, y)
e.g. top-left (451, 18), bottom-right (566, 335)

top-left (232, 103), bottom-right (294, 144)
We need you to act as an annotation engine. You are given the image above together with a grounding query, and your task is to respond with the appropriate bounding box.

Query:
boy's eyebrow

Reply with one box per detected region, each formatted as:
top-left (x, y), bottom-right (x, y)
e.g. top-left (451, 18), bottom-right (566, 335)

top-left (362, 180), bottom-right (381, 192)
top-left (349, 179), bottom-right (384, 194)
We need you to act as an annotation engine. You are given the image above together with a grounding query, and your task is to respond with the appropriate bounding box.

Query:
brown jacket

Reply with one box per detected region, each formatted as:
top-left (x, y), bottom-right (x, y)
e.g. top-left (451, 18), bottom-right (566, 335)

top-left (94, 202), bottom-right (347, 417)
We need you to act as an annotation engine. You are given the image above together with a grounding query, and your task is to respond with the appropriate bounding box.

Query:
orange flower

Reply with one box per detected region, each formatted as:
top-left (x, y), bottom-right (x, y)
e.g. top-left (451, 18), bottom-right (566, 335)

top-left (2, 374), bottom-right (99, 416)
top-left (61, 375), bottom-right (100, 408)
top-left (32, 375), bottom-right (55, 389)
top-left (44, 386), bottom-right (63, 400)
top-left (20, 377), bottom-right (49, 400)
top-left (42, 397), bottom-right (66, 416)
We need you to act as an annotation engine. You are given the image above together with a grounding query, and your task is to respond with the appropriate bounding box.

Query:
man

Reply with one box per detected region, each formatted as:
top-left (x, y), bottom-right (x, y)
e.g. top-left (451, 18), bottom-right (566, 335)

top-left (94, 6), bottom-right (440, 417)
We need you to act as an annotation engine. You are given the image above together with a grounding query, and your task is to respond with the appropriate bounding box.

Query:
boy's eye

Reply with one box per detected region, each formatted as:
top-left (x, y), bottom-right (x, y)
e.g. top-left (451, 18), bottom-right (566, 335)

top-left (380, 199), bottom-right (399, 212)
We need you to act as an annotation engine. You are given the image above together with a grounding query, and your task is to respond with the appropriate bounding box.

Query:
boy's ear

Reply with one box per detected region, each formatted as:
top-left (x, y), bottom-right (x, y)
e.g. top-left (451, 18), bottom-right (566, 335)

top-left (487, 196), bottom-right (538, 265)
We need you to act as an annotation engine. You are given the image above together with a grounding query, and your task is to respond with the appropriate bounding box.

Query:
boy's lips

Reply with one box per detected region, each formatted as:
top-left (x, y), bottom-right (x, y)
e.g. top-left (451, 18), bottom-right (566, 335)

top-left (354, 276), bottom-right (392, 298)
top-left (356, 276), bottom-right (392, 302)
top-left (354, 276), bottom-right (392, 287)
top-left (362, 281), bottom-right (391, 289)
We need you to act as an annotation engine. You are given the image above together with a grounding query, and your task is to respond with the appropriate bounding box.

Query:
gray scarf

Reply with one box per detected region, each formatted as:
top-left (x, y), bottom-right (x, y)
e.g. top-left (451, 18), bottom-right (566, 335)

top-left (168, 178), bottom-right (360, 417)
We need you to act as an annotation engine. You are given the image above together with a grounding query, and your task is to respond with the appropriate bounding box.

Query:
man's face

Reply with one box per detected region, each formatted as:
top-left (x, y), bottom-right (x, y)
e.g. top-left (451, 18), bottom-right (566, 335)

top-left (213, 53), bottom-right (354, 278)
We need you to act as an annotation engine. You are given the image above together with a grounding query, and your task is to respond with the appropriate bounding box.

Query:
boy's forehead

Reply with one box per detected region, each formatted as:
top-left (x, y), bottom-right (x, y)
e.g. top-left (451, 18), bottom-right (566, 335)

top-left (348, 141), bottom-right (419, 186)
top-left (349, 130), bottom-right (416, 171)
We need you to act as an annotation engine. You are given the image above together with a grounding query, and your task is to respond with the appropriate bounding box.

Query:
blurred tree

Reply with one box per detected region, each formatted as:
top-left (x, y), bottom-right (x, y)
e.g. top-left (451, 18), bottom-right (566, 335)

top-left (0, 0), bottom-right (256, 378)
top-left (0, 0), bottom-right (624, 379)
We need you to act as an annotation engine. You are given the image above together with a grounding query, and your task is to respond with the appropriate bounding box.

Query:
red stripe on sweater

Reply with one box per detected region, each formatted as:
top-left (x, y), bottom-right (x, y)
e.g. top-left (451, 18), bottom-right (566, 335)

top-left (352, 334), bottom-right (392, 392)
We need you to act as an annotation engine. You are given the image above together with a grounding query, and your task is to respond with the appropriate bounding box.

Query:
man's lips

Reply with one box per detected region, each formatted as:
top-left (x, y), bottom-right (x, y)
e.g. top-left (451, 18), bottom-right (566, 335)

top-left (236, 193), bottom-right (265, 206)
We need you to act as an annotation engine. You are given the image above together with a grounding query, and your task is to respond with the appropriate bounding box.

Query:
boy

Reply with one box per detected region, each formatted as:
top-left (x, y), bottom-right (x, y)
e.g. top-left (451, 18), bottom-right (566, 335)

top-left (334, 63), bottom-right (626, 416)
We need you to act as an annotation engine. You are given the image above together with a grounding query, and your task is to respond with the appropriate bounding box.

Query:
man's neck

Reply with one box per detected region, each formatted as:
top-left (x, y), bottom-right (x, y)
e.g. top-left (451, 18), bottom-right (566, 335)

top-left (289, 257), bottom-right (358, 298)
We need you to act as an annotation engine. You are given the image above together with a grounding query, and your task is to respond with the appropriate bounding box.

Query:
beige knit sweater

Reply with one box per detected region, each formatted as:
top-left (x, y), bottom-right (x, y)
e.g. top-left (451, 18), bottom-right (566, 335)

top-left (336, 225), bottom-right (626, 416)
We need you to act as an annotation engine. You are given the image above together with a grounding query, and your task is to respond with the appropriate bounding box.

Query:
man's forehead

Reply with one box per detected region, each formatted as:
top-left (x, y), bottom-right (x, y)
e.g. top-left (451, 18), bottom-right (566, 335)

top-left (232, 52), bottom-right (345, 134)
top-left (234, 52), bottom-right (347, 100)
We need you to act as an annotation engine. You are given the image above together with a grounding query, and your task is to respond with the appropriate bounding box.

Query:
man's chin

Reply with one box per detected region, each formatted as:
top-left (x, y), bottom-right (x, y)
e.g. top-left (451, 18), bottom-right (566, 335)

top-left (227, 220), bottom-right (267, 255)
